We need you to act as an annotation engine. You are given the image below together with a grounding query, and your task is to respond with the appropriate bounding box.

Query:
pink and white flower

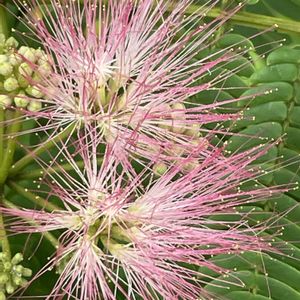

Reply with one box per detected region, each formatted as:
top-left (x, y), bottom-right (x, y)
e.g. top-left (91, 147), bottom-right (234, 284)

top-left (12, 0), bottom-right (248, 163)
top-left (2, 137), bottom-right (286, 300)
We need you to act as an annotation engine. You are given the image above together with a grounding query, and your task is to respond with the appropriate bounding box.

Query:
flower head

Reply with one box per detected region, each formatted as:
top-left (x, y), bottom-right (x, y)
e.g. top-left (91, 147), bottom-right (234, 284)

top-left (3, 136), bottom-right (286, 300)
top-left (12, 0), bottom-right (248, 162)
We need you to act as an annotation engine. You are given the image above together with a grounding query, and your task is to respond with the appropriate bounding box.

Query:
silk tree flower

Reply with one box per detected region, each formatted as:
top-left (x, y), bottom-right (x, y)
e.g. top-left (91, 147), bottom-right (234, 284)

top-left (2, 137), bottom-right (287, 300)
top-left (12, 0), bottom-right (250, 163)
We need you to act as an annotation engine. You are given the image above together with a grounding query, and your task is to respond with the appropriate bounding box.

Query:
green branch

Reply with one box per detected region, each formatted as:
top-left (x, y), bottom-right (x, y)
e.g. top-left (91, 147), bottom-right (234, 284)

top-left (0, 110), bottom-right (22, 185)
top-left (8, 123), bottom-right (77, 177)
top-left (184, 4), bottom-right (300, 35)
top-left (0, 3), bottom-right (8, 37)
top-left (0, 213), bottom-right (10, 258)
top-left (0, 109), bottom-right (4, 163)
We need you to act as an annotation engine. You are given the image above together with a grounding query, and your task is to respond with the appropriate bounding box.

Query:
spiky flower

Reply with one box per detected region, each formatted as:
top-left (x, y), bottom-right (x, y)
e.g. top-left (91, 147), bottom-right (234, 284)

top-left (2, 134), bottom-right (286, 300)
top-left (12, 0), bottom-right (250, 163)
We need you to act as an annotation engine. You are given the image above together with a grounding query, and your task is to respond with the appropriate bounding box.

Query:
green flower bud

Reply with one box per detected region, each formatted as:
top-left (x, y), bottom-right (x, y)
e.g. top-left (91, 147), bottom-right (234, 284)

top-left (37, 62), bottom-right (51, 77)
top-left (5, 281), bottom-right (15, 294)
top-left (27, 100), bottom-right (42, 112)
top-left (14, 92), bottom-right (29, 108)
top-left (12, 276), bottom-right (23, 286)
top-left (32, 72), bottom-right (42, 83)
top-left (0, 62), bottom-right (13, 76)
top-left (185, 123), bottom-right (201, 137)
top-left (36, 49), bottom-right (47, 64)
top-left (114, 93), bottom-right (127, 111)
top-left (0, 55), bottom-right (8, 64)
top-left (26, 86), bottom-right (44, 98)
top-left (0, 253), bottom-right (8, 261)
top-left (18, 46), bottom-right (36, 63)
top-left (13, 265), bottom-right (23, 275)
top-left (3, 262), bottom-right (11, 271)
top-left (153, 162), bottom-right (168, 176)
top-left (11, 253), bottom-right (23, 265)
top-left (8, 53), bottom-right (21, 66)
top-left (0, 273), bottom-right (9, 284)
top-left (0, 291), bottom-right (5, 300)
top-left (18, 46), bottom-right (28, 56)
top-left (0, 95), bottom-right (12, 107)
top-left (17, 74), bottom-right (29, 88)
top-left (5, 37), bottom-right (19, 49)
top-left (19, 62), bottom-right (33, 77)
top-left (22, 268), bottom-right (32, 277)
top-left (4, 77), bottom-right (19, 92)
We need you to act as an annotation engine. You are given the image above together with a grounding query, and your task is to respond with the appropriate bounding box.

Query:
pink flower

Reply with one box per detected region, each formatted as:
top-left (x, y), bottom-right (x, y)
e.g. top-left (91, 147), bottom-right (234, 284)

top-left (13, 0), bottom-right (247, 162)
top-left (3, 139), bottom-right (286, 300)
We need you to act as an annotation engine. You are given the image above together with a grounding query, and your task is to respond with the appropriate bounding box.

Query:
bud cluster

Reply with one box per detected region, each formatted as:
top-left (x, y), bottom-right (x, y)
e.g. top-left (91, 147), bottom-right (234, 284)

top-left (0, 34), bottom-right (50, 111)
top-left (0, 253), bottom-right (32, 300)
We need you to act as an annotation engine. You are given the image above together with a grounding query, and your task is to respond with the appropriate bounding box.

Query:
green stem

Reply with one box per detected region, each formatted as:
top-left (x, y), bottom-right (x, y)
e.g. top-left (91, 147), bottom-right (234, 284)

top-left (7, 181), bottom-right (60, 212)
top-left (3, 199), bottom-right (59, 248)
top-left (0, 188), bottom-right (11, 258)
top-left (8, 123), bottom-right (77, 178)
top-left (0, 110), bottom-right (22, 185)
top-left (0, 211), bottom-right (10, 258)
top-left (0, 108), bottom-right (4, 163)
top-left (184, 5), bottom-right (300, 35)
top-left (0, 3), bottom-right (8, 38)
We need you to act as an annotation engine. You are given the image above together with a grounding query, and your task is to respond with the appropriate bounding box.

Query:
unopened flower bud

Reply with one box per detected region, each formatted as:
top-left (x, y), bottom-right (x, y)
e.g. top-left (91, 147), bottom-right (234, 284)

top-left (22, 268), bottom-right (32, 277)
top-left (26, 85), bottom-right (44, 98)
top-left (5, 281), bottom-right (15, 294)
top-left (17, 74), bottom-right (29, 88)
top-left (8, 53), bottom-right (21, 66)
top-left (3, 262), bottom-right (11, 271)
top-left (12, 276), bottom-right (23, 286)
top-left (115, 93), bottom-right (127, 111)
top-left (0, 62), bottom-right (13, 76)
top-left (0, 253), bottom-right (8, 261)
top-left (35, 48), bottom-right (45, 60)
top-left (0, 55), bottom-right (8, 63)
top-left (14, 92), bottom-right (29, 108)
top-left (0, 273), bottom-right (9, 284)
top-left (4, 77), bottom-right (19, 92)
top-left (172, 121), bottom-right (186, 134)
top-left (11, 253), bottom-right (23, 265)
top-left (37, 62), bottom-right (51, 76)
top-left (0, 291), bottom-right (5, 300)
top-left (32, 72), bottom-right (42, 83)
top-left (18, 46), bottom-right (36, 63)
top-left (35, 50), bottom-right (48, 66)
top-left (5, 37), bottom-right (19, 49)
top-left (14, 265), bottom-right (23, 274)
top-left (171, 102), bottom-right (186, 134)
top-left (19, 62), bottom-right (33, 77)
top-left (185, 123), bottom-right (201, 137)
top-left (27, 100), bottom-right (42, 112)
top-left (153, 162), bottom-right (168, 176)
top-left (0, 95), bottom-right (12, 107)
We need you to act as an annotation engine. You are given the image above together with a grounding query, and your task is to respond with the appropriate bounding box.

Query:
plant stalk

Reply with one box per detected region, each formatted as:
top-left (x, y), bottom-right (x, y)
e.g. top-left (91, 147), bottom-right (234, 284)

top-left (8, 123), bottom-right (77, 177)
top-left (184, 4), bottom-right (300, 35)
top-left (0, 110), bottom-right (22, 185)
top-left (0, 3), bottom-right (8, 37)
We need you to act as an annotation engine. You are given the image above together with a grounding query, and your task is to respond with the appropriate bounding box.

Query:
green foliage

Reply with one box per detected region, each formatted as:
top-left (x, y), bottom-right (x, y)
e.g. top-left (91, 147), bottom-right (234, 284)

top-left (193, 3), bottom-right (300, 298)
